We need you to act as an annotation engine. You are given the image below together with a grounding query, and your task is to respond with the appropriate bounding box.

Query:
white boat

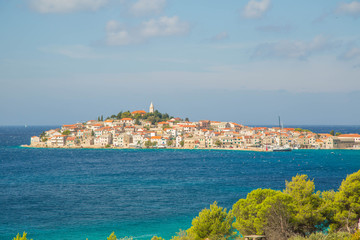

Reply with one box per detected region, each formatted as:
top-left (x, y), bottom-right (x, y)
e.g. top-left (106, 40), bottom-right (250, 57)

top-left (273, 146), bottom-right (292, 152)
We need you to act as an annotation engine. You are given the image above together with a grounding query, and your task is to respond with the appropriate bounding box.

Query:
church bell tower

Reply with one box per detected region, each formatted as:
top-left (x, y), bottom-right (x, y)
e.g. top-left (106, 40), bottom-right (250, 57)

top-left (149, 102), bottom-right (154, 113)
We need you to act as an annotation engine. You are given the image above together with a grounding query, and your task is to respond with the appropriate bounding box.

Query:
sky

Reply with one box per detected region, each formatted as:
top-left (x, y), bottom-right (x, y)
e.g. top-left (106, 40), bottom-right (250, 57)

top-left (1, 0), bottom-right (360, 126)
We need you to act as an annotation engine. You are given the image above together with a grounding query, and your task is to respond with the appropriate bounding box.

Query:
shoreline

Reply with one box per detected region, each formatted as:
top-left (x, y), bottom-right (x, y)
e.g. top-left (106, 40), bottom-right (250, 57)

top-left (20, 145), bottom-right (359, 152)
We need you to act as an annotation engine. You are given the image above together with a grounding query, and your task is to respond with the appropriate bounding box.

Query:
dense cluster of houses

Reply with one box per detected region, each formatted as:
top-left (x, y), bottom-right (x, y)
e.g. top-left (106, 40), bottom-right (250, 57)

top-left (29, 110), bottom-right (360, 151)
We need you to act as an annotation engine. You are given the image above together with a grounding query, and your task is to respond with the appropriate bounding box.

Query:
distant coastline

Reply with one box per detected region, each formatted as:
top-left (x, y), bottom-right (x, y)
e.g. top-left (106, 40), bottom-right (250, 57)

top-left (27, 103), bottom-right (360, 151)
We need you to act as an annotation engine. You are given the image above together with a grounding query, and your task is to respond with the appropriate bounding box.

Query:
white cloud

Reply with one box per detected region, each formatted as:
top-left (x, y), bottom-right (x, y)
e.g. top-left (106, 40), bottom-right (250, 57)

top-left (39, 45), bottom-right (102, 59)
top-left (339, 47), bottom-right (360, 60)
top-left (140, 16), bottom-right (189, 37)
top-left (130, 0), bottom-right (166, 16)
top-left (29, 0), bottom-right (108, 13)
top-left (336, 1), bottom-right (360, 17)
top-left (253, 35), bottom-right (340, 60)
top-left (210, 32), bottom-right (229, 41)
top-left (242, 0), bottom-right (271, 19)
top-left (106, 16), bottom-right (189, 46)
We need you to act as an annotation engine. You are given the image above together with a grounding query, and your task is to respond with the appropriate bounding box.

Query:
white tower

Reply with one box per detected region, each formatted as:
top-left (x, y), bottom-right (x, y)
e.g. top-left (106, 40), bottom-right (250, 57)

top-left (149, 102), bottom-right (154, 113)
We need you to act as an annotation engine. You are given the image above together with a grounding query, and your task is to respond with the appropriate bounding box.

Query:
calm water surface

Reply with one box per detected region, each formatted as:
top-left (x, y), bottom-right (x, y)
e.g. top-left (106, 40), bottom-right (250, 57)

top-left (1, 126), bottom-right (360, 240)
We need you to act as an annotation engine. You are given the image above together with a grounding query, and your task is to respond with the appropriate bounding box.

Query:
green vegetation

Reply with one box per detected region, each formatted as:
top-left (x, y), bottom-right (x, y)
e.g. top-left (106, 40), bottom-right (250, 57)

top-left (162, 124), bottom-right (171, 130)
top-left (294, 128), bottom-right (312, 133)
top-left (231, 171), bottom-right (360, 239)
top-left (180, 140), bottom-right (184, 147)
top-left (167, 140), bottom-right (173, 147)
top-left (151, 237), bottom-right (165, 240)
top-left (289, 231), bottom-right (351, 240)
top-left (187, 202), bottom-right (235, 240)
top-left (12, 171), bottom-right (360, 240)
top-left (330, 130), bottom-right (335, 136)
top-left (40, 131), bottom-right (48, 142)
top-left (62, 130), bottom-right (71, 135)
top-left (332, 170), bottom-right (360, 233)
top-left (40, 131), bottom-right (46, 138)
top-left (336, 132), bottom-right (342, 136)
top-left (145, 140), bottom-right (157, 148)
top-left (215, 140), bottom-right (222, 147)
top-left (107, 232), bottom-right (117, 240)
top-left (13, 232), bottom-right (32, 240)
top-left (106, 110), bottom-right (174, 125)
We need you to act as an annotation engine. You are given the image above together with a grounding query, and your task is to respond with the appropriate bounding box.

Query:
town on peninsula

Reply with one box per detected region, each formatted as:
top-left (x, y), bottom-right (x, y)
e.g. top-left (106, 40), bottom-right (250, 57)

top-left (27, 103), bottom-right (360, 151)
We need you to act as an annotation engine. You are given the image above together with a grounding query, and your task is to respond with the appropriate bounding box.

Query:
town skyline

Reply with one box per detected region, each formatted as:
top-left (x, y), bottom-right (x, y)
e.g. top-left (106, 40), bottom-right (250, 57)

top-left (1, 0), bottom-right (360, 125)
top-left (28, 104), bottom-right (360, 151)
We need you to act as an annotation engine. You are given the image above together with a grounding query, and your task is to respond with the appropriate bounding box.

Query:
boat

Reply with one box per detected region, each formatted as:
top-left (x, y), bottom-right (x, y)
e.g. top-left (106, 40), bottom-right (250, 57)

top-left (272, 116), bottom-right (292, 152)
top-left (273, 146), bottom-right (292, 152)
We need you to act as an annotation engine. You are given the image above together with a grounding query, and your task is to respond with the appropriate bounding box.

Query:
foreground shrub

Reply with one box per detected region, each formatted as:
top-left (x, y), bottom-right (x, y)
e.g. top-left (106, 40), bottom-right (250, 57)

top-left (332, 170), bottom-right (360, 233)
top-left (187, 202), bottom-right (235, 240)
top-left (351, 230), bottom-right (360, 240)
top-left (289, 231), bottom-right (351, 240)
top-left (152, 236), bottom-right (165, 240)
top-left (170, 230), bottom-right (193, 240)
top-left (13, 232), bottom-right (32, 240)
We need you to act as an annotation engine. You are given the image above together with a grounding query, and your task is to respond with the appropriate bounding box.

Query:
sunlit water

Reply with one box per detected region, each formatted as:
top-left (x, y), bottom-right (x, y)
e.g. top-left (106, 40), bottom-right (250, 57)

top-left (1, 126), bottom-right (360, 240)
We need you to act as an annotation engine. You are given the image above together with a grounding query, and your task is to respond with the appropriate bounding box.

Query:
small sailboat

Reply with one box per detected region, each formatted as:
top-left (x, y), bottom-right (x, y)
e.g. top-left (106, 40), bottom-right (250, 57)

top-left (273, 116), bottom-right (292, 152)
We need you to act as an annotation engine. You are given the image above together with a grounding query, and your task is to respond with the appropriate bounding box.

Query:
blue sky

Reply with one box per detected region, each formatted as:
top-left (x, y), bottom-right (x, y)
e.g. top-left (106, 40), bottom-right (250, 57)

top-left (1, 0), bottom-right (360, 125)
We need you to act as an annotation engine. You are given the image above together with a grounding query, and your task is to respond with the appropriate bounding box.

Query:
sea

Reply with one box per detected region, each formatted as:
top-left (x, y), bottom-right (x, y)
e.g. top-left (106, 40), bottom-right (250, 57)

top-left (1, 125), bottom-right (360, 240)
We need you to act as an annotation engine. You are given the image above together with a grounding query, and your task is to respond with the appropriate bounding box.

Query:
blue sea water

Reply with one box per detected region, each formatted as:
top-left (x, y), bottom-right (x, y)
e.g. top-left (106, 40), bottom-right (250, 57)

top-left (1, 125), bottom-right (360, 240)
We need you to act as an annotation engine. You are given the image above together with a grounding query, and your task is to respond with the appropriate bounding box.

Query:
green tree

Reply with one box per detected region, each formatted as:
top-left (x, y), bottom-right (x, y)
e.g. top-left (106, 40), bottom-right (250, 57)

top-left (162, 124), bottom-right (170, 130)
top-left (107, 232), bottom-right (117, 240)
top-left (135, 118), bottom-right (141, 125)
top-left (13, 232), bottom-right (32, 240)
top-left (335, 132), bottom-right (342, 136)
top-left (185, 117), bottom-right (190, 122)
top-left (294, 128), bottom-right (311, 133)
top-left (284, 174), bottom-right (324, 235)
top-left (145, 140), bottom-right (153, 148)
top-left (187, 202), bottom-right (235, 240)
top-left (180, 140), bottom-right (184, 147)
top-left (167, 140), bottom-right (173, 147)
top-left (121, 111), bottom-right (132, 119)
top-left (101, 115), bottom-right (104, 121)
top-left (289, 231), bottom-right (351, 240)
top-left (117, 111), bottom-right (123, 119)
top-left (62, 130), bottom-right (71, 135)
top-left (151, 236), bottom-right (165, 240)
top-left (332, 170), bottom-right (360, 233)
top-left (232, 188), bottom-right (281, 235)
top-left (262, 192), bottom-right (296, 240)
top-left (330, 130), bottom-right (335, 136)
top-left (170, 230), bottom-right (192, 240)
top-left (40, 131), bottom-right (46, 138)
top-left (215, 140), bottom-right (222, 147)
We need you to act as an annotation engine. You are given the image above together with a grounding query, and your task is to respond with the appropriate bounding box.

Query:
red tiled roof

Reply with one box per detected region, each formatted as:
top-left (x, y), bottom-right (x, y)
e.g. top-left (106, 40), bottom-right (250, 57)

top-left (132, 110), bottom-right (146, 115)
top-left (337, 134), bottom-right (360, 138)
top-left (151, 136), bottom-right (162, 139)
